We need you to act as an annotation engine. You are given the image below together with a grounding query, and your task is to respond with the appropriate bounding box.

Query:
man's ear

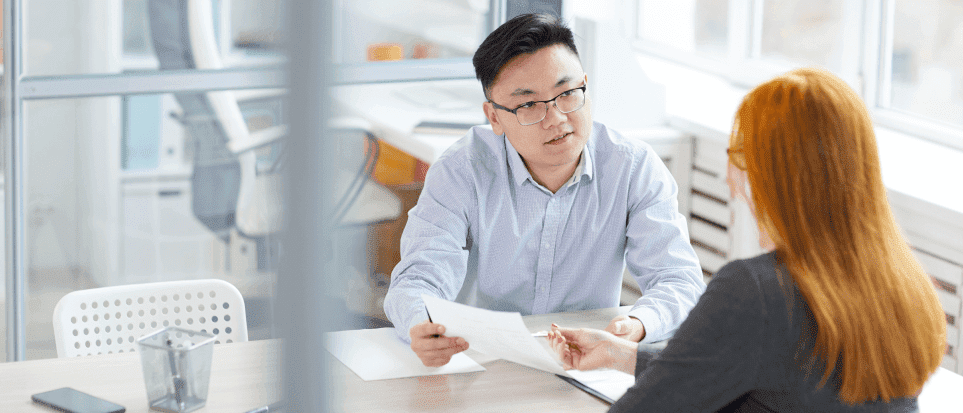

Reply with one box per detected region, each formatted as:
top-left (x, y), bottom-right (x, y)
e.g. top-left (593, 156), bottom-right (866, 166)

top-left (483, 101), bottom-right (504, 136)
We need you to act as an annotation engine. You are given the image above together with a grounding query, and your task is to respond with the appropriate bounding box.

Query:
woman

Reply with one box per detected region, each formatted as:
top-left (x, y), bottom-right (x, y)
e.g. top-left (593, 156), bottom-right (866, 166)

top-left (549, 68), bottom-right (946, 411)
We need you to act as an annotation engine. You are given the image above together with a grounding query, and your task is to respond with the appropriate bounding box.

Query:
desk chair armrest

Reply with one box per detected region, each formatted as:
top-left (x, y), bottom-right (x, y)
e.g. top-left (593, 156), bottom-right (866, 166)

top-left (229, 125), bottom-right (287, 154)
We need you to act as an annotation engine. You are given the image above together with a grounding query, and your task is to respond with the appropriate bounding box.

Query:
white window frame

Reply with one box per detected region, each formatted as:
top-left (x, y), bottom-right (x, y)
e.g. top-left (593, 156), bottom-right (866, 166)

top-left (630, 0), bottom-right (963, 152)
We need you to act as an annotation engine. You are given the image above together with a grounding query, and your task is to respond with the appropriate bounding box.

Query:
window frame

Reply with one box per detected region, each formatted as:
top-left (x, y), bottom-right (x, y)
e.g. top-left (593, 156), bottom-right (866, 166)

top-left (630, 0), bottom-right (963, 152)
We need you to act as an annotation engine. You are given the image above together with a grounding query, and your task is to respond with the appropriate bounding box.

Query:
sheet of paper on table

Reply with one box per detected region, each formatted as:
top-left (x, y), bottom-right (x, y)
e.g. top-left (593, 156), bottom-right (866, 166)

top-left (324, 327), bottom-right (486, 381)
top-left (422, 294), bottom-right (569, 376)
top-left (565, 368), bottom-right (636, 403)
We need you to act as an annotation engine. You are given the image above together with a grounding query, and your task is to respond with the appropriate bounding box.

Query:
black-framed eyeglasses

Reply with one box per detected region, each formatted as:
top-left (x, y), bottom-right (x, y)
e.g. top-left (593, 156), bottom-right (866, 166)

top-left (489, 85), bottom-right (587, 126)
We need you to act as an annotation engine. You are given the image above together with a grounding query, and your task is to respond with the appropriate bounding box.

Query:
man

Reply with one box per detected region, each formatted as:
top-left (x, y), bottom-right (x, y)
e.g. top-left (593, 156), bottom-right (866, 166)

top-left (383, 13), bottom-right (705, 367)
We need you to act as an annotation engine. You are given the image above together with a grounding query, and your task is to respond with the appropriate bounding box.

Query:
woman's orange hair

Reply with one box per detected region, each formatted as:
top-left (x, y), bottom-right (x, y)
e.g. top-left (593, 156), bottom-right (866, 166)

top-left (728, 67), bottom-right (946, 404)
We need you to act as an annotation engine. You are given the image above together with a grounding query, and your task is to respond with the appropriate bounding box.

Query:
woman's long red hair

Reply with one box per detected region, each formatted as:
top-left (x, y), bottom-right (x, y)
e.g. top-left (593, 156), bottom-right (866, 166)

top-left (730, 67), bottom-right (946, 404)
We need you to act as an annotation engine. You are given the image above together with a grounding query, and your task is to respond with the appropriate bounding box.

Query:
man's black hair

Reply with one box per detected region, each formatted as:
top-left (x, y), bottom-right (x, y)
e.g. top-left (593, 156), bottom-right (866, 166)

top-left (472, 13), bottom-right (579, 99)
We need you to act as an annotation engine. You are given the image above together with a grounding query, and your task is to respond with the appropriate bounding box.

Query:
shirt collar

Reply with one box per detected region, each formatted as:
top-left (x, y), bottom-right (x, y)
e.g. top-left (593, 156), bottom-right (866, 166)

top-left (505, 135), bottom-right (594, 189)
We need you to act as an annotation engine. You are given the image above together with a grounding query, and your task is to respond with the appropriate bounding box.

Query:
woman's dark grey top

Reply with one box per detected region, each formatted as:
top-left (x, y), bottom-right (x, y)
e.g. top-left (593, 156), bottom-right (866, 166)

top-left (611, 252), bottom-right (919, 412)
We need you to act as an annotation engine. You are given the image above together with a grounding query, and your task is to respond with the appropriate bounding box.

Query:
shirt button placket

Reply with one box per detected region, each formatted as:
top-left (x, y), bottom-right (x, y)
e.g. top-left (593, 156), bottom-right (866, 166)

top-left (534, 196), bottom-right (560, 314)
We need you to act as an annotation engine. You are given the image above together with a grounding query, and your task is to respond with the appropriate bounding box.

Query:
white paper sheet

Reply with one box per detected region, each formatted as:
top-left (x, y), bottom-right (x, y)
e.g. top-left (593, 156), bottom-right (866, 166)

top-left (421, 294), bottom-right (569, 376)
top-left (324, 327), bottom-right (486, 381)
top-left (566, 368), bottom-right (636, 402)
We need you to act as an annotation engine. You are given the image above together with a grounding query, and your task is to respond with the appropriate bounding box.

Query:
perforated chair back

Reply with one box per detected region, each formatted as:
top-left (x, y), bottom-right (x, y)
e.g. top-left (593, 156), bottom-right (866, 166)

top-left (52, 279), bottom-right (248, 358)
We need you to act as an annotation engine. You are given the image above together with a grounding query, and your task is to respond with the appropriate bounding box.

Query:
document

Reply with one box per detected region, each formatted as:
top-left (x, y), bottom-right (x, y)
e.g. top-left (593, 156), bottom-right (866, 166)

top-left (421, 294), bottom-right (569, 376)
top-left (564, 368), bottom-right (636, 403)
top-left (324, 327), bottom-right (486, 381)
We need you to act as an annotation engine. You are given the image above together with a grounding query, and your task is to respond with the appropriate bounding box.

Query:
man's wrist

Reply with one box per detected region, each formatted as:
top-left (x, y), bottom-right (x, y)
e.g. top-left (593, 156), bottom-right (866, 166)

top-left (627, 315), bottom-right (646, 342)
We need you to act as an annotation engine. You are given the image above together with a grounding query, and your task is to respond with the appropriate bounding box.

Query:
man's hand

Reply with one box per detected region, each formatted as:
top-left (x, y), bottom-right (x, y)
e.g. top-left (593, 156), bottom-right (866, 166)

top-left (409, 320), bottom-right (469, 367)
top-left (548, 324), bottom-right (637, 374)
top-left (604, 315), bottom-right (645, 342)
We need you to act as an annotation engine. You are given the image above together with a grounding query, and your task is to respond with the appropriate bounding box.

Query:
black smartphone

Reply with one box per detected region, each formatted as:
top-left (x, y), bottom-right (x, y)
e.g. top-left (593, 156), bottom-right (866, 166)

top-left (31, 387), bottom-right (125, 413)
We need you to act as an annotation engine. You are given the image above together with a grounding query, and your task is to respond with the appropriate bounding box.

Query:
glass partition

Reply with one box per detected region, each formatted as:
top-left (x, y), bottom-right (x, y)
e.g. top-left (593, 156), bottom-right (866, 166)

top-left (23, 0), bottom-right (284, 77)
top-left (335, 0), bottom-right (492, 64)
top-left (22, 90), bottom-right (289, 359)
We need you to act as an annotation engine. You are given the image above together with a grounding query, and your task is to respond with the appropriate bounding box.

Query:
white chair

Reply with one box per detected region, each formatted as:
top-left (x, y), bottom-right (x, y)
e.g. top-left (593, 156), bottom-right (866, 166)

top-left (52, 279), bottom-right (248, 358)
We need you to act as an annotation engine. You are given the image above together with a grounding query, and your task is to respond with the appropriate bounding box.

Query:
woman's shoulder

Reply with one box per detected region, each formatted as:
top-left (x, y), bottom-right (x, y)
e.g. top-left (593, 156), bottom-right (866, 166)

top-left (709, 252), bottom-right (799, 315)
top-left (712, 252), bottom-right (781, 289)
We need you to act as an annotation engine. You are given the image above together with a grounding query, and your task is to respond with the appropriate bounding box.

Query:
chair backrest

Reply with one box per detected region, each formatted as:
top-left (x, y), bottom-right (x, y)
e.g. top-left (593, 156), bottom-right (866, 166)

top-left (148, 0), bottom-right (242, 238)
top-left (148, 0), bottom-right (283, 240)
top-left (52, 279), bottom-right (248, 358)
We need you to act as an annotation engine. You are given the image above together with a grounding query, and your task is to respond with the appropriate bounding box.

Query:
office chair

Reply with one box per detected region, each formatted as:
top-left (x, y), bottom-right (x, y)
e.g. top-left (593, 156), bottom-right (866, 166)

top-left (148, 0), bottom-right (399, 242)
top-left (52, 279), bottom-right (248, 358)
top-left (148, 0), bottom-right (284, 248)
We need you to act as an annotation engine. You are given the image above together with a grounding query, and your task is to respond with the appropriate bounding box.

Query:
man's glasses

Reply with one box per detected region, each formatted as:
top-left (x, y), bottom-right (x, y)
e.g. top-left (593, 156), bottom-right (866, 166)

top-left (489, 85), bottom-right (587, 126)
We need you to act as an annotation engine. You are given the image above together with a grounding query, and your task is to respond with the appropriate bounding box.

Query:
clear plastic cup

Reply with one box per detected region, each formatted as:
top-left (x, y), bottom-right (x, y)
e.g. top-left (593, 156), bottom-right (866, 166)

top-left (137, 327), bottom-right (216, 413)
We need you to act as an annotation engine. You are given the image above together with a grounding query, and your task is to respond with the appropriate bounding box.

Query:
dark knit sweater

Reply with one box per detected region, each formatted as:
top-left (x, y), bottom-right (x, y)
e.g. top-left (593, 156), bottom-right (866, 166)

top-left (612, 252), bottom-right (918, 412)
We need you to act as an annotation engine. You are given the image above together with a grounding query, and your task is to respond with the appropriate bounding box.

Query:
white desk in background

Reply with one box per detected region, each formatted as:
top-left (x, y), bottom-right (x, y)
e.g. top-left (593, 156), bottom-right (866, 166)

top-left (331, 79), bottom-right (488, 165)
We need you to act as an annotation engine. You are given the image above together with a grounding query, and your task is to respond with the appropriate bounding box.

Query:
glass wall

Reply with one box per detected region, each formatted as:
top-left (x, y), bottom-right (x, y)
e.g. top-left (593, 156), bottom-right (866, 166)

top-left (5, 0), bottom-right (289, 361)
top-left (23, 0), bottom-right (284, 77)
top-left (22, 89), bottom-right (286, 359)
top-left (335, 0), bottom-right (492, 64)
top-left (5, 0), bottom-right (502, 362)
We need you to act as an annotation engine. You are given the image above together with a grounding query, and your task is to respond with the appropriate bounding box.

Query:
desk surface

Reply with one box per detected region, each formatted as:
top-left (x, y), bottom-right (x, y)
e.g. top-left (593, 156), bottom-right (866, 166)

top-left (332, 306), bottom-right (630, 412)
top-left (2, 306), bottom-right (960, 412)
top-left (0, 339), bottom-right (281, 412)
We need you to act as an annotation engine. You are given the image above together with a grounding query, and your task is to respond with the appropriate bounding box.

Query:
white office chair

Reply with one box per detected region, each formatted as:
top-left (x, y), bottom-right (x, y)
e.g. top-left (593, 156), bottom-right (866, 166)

top-left (52, 279), bottom-right (248, 358)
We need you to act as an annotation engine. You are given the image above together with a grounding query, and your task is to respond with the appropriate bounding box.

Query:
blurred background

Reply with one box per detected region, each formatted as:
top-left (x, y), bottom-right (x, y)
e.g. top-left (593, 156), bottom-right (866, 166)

top-left (1, 1), bottom-right (962, 377)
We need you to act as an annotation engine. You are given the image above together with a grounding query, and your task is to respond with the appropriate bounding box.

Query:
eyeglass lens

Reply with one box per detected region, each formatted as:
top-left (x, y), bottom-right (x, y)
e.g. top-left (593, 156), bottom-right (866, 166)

top-left (516, 88), bottom-right (585, 126)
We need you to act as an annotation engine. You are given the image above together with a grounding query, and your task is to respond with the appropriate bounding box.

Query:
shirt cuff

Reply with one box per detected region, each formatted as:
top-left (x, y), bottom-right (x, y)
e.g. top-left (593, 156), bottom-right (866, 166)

top-left (396, 308), bottom-right (430, 344)
top-left (627, 306), bottom-right (668, 344)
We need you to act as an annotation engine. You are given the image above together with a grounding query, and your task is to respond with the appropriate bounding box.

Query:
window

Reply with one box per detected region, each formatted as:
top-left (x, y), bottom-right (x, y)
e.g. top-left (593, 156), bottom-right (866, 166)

top-left (636, 0), bottom-right (728, 59)
top-left (632, 0), bottom-right (963, 149)
top-left (759, 0), bottom-right (854, 75)
top-left (886, 0), bottom-right (963, 128)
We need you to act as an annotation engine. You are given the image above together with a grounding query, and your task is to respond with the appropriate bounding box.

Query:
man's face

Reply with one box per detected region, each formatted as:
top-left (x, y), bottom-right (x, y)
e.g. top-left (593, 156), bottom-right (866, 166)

top-left (483, 44), bottom-right (592, 176)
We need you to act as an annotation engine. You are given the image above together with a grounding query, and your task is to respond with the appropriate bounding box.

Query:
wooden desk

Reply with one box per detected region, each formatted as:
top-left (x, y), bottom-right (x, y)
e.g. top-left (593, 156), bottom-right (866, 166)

top-left (2, 306), bottom-right (960, 412)
top-left (0, 340), bottom-right (282, 413)
top-left (332, 306), bottom-right (630, 413)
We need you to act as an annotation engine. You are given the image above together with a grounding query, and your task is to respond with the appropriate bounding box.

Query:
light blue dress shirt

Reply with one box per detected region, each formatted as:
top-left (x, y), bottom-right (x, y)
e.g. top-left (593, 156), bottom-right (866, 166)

top-left (384, 122), bottom-right (705, 343)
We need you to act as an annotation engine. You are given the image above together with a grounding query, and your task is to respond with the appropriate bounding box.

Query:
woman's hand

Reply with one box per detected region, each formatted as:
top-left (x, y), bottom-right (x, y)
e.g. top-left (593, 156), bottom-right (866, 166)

top-left (548, 323), bottom-right (638, 374)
